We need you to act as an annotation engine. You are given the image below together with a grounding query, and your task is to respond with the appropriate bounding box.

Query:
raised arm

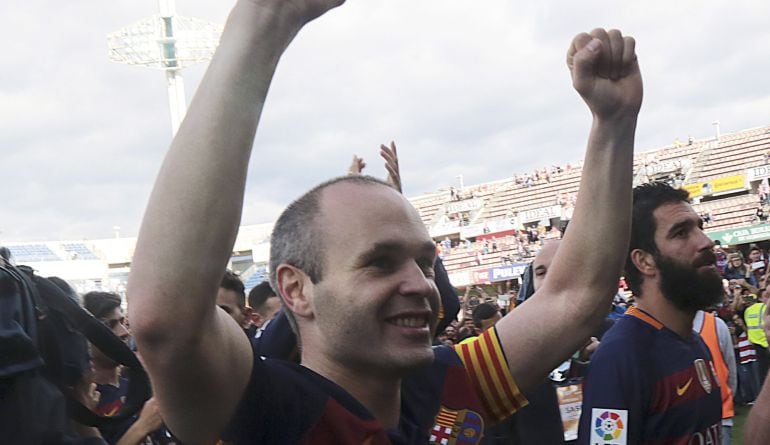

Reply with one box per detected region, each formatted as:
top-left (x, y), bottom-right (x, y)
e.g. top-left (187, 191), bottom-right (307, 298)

top-left (745, 304), bottom-right (770, 445)
top-left (495, 28), bottom-right (642, 391)
top-left (126, 1), bottom-right (343, 442)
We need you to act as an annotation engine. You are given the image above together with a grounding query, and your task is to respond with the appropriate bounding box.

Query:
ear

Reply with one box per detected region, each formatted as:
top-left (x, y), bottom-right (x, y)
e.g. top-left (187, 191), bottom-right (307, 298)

top-left (250, 310), bottom-right (263, 326)
top-left (630, 249), bottom-right (657, 278)
top-left (275, 264), bottom-right (315, 320)
top-left (240, 307), bottom-right (254, 329)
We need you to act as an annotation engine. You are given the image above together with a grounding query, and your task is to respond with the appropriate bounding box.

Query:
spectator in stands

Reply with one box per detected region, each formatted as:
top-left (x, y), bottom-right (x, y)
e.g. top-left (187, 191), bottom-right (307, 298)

top-left (579, 182), bottom-right (724, 444)
top-left (760, 179), bottom-right (770, 205)
top-left (725, 253), bottom-right (758, 287)
top-left (471, 303), bottom-right (502, 334)
top-left (714, 240), bottom-right (729, 275)
top-left (755, 206), bottom-right (767, 223)
top-left (247, 281), bottom-right (282, 330)
top-left (216, 270), bottom-right (254, 336)
top-left (732, 314), bottom-right (761, 405)
top-left (127, 6), bottom-right (642, 442)
top-left (744, 287), bottom-right (770, 383)
top-left (749, 245), bottom-right (768, 282)
top-left (82, 292), bottom-right (168, 445)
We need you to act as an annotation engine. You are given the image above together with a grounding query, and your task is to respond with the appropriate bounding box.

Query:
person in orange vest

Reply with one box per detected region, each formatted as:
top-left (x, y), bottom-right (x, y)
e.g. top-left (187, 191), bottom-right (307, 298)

top-left (694, 310), bottom-right (737, 445)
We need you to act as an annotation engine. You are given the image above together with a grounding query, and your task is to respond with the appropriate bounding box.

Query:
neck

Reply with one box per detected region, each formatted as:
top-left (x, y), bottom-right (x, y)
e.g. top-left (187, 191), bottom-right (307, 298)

top-left (92, 363), bottom-right (121, 386)
top-left (302, 355), bottom-right (402, 429)
top-left (635, 286), bottom-right (696, 338)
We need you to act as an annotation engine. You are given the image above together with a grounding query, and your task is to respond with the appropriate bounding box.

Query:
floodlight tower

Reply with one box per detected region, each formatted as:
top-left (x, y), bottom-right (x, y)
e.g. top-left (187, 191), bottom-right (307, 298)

top-left (107, 0), bottom-right (223, 135)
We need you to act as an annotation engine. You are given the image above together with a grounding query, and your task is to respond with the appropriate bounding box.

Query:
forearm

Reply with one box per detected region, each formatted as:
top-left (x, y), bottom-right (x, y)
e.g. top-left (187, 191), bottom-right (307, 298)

top-left (547, 115), bottom-right (636, 318)
top-left (115, 422), bottom-right (152, 445)
top-left (746, 375), bottom-right (770, 445)
top-left (128, 1), bottom-right (301, 339)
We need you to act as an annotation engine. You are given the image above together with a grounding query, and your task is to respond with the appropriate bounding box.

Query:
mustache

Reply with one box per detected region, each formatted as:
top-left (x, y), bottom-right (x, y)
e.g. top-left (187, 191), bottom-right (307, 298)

top-left (694, 251), bottom-right (718, 268)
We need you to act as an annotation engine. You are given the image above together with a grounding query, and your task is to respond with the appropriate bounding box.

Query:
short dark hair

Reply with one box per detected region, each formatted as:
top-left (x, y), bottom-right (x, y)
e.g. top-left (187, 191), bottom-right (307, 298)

top-left (625, 182), bottom-right (690, 296)
top-left (269, 175), bottom-right (394, 337)
top-left (83, 291), bottom-right (122, 319)
top-left (248, 281), bottom-right (277, 311)
top-left (0, 246), bottom-right (11, 264)
top-left (472, 303), bottom-right (499, 329)
top-left (220, 270), bottom-right (245, 309)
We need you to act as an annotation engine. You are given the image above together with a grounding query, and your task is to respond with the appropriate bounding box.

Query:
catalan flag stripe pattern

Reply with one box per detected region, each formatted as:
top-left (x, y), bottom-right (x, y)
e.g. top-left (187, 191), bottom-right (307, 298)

top-left (435, 407), bottom-right (458, 428)
top-left (454, 327), bottom-right (528, 422)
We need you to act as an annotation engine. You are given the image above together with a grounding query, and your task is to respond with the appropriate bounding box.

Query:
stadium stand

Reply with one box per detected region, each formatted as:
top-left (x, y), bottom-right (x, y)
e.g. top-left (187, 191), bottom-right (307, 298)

top-left (7, 244), bottom-right (61, 262)
top-left (61, 242), bottom-right (99, 260)
top-left (6, 124), bottom-right (770, 294)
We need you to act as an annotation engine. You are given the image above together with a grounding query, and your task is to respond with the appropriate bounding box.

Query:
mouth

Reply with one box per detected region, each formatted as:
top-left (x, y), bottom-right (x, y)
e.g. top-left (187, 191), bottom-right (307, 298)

top-left (388, 316), bottom-right (429, 328)
top-left (384, 313), bottom-right (432, 335)
top-left (695, 253), bottom-right (718, 268)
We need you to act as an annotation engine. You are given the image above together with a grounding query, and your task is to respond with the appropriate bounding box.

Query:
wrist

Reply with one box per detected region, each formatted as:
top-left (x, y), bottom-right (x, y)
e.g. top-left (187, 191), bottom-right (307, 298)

top-left (228, 0), bottom-right (304, 48)
top-left (591, 112), bottom-right (639, 128)
top-left (238, 0), bottom-right (316, 34)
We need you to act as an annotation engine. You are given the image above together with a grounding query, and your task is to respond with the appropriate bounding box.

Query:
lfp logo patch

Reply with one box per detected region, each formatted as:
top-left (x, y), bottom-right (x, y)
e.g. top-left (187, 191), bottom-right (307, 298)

top-left (590, 408), bottom-right (628, 445)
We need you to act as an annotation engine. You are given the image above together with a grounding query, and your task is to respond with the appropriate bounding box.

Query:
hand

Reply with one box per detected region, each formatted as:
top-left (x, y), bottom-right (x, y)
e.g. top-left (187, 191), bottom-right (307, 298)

top-left (250, 0), bottom-right (345, 27)
top-left (567, 28), bottom-right (642, 119)
top-left (73, 379), bottom-right (100, 411)
top-left (578, 337), bottom-right (599, 362)
top-left (764, 307), bottom-right (770, 343)
top-left (380, 141), bottom-right (402, 193)
top-left (347, 155), bottom-right (366, 175)
top-left (136, 397), bottom-right (164, 434)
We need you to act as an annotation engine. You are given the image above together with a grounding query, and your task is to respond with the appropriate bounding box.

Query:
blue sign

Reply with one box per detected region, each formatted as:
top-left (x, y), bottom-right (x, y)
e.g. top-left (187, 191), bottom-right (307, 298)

top-left (488, 263), bottom-right (528, 282)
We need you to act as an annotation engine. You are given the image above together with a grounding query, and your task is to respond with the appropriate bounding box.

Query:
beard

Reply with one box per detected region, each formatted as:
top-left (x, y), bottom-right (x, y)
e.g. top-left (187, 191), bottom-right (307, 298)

top-left (654, 251), bottom-right (724, 312)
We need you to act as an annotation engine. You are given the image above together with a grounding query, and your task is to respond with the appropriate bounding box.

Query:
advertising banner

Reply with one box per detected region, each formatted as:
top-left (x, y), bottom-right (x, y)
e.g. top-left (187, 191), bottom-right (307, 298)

top-left (707, 224), bottom-right (770, 245)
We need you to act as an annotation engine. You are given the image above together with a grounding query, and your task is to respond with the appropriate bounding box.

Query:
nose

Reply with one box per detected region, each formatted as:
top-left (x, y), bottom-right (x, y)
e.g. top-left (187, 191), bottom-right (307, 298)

top-left (398, 261), bottom-right (437, 300)
top-left (116, 320), bottom-right (130, 339)
top-left (696, 226), bottom-right (714, 252)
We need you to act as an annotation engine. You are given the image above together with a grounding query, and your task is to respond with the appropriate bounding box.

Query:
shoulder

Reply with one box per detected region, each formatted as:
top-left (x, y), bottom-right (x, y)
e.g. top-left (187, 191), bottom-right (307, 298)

top-left (222, 355), bottom-right (326, 444)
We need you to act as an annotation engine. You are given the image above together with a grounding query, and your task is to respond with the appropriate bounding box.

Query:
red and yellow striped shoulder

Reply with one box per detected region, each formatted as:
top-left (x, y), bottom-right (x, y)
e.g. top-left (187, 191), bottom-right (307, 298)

top-left (453, 327), bottom-right (528, 423)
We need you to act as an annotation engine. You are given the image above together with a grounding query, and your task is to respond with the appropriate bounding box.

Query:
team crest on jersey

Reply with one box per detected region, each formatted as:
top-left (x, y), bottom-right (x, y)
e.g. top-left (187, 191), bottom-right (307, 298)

top-left (429, 406), bottom-right (484, 445)
top-left (694, 359), bottom-right (712, 394)
top-left (590, 408), bottom-right (627, 445)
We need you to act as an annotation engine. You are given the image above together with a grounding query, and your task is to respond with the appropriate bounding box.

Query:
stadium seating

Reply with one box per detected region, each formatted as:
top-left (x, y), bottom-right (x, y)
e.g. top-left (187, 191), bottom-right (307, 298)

top-left (61, 242), bottom-right (99, 260)
top-left (7, 244), bottom-right (61, 262)
top-left (9, 124), bottom-right (770, 292)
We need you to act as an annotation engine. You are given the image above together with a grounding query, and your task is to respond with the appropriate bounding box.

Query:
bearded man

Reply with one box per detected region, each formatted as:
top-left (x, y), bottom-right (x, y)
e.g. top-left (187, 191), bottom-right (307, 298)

top-left (578, 182), bottom-right (724, 445)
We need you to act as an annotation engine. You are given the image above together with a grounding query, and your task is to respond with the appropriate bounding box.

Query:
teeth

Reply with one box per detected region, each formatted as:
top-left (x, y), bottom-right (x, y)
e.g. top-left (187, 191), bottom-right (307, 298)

top-left (392, 317), bottom-right (427, 328)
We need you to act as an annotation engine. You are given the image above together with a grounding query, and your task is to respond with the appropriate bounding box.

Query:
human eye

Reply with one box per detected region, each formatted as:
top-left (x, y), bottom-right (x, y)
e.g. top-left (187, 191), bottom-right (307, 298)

top-left (368, 256), bottom-right (397, 272)
top-left (417, 258), bottom-right (436, 278)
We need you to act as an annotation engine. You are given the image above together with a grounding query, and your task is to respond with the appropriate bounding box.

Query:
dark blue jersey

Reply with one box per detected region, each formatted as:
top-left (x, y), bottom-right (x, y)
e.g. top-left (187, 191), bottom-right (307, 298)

top-left (223, 328), bottom-right (526, 444)
top-left (578, 307), bottom-right (722, 445)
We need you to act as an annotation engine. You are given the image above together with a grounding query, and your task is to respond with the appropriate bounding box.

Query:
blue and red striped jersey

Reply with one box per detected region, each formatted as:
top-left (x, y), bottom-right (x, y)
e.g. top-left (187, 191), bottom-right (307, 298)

top-left (577, 307), bottom-right (722, 445)
top-left (223, 327), bottom-right (525, 444)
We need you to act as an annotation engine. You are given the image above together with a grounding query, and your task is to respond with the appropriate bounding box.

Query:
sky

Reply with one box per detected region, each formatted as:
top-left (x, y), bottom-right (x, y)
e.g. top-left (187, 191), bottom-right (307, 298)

top-left (3, 0), bottom-right (770, 242)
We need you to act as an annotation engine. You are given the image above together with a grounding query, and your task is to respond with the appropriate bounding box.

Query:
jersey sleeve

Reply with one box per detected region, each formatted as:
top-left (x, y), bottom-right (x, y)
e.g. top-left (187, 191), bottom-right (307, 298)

top-left (453, 327), bottom-right (528, 423)
top-left (577, 335), bottom-right (645, 445)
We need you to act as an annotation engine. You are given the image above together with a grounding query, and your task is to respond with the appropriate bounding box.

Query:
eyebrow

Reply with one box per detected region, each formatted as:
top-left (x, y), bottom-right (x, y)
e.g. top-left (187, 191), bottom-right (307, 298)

top-left (666, 218), bottom-right (700, 239)
top-left (355, 240), bottom-right (437, 265)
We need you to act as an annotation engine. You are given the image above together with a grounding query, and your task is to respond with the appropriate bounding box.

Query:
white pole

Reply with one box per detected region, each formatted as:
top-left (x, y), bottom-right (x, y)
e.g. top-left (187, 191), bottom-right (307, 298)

top-left (159, 0), bottom-right (185, 134)
top-left (166, 70), bottom-right (187, 135)
top-left (158, 0), bottom-right (176, 17)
